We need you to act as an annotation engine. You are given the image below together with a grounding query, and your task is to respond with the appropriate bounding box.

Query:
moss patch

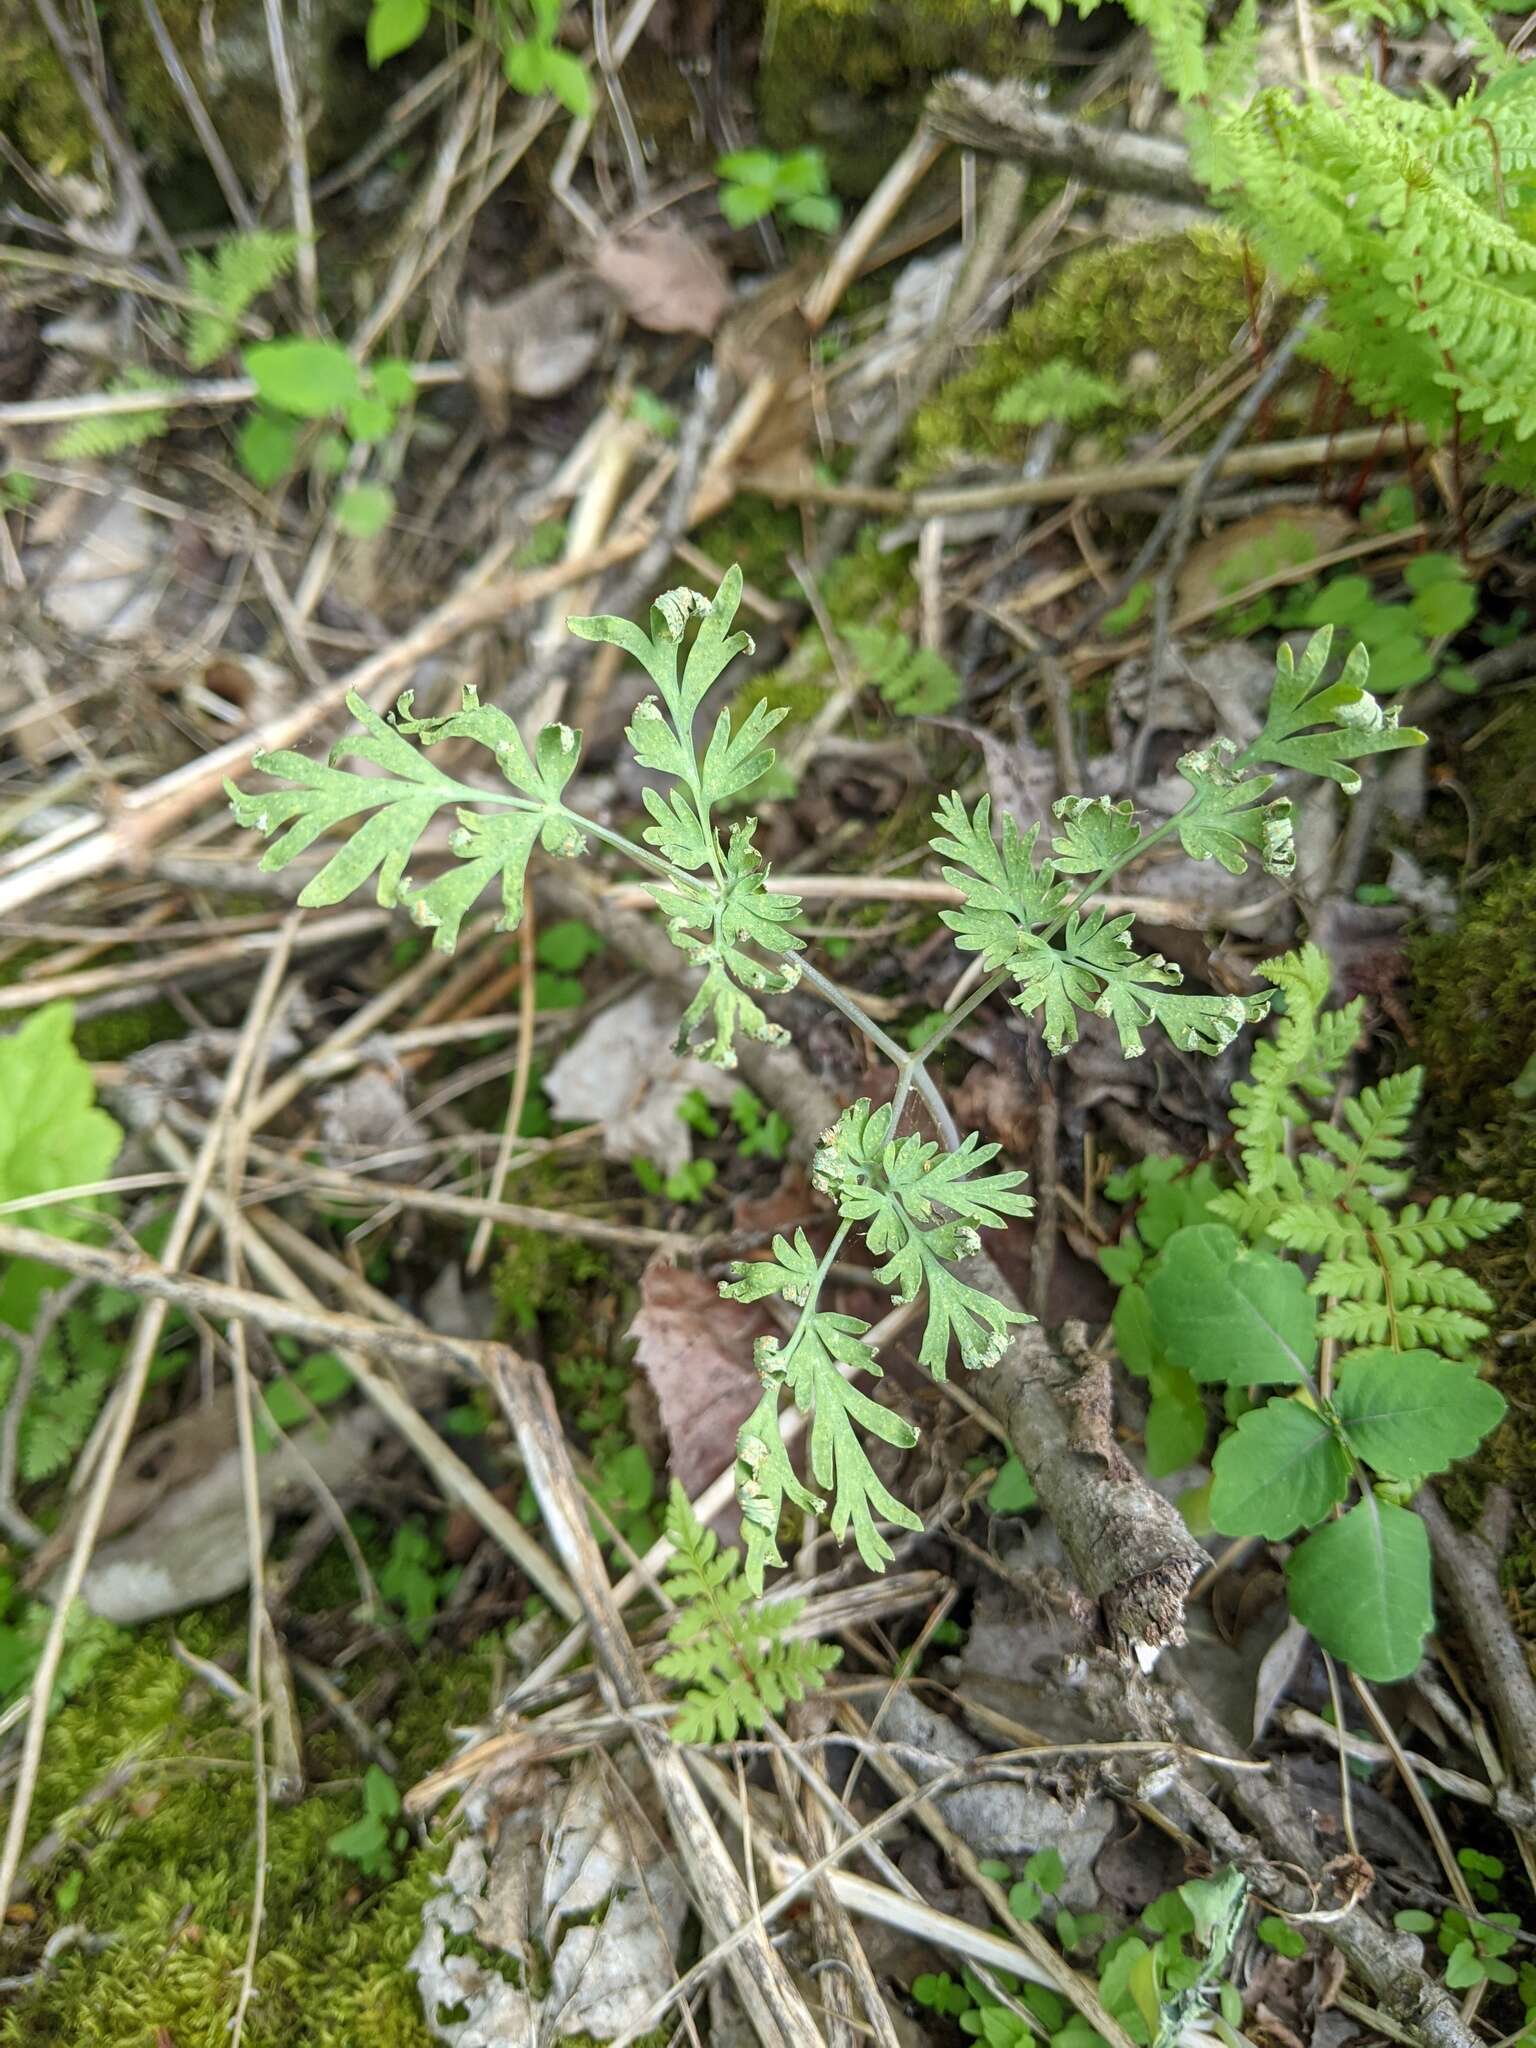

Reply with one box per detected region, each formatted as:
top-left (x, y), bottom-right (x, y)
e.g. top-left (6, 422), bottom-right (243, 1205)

top-left (73, 998), bottom-right (185, 1063)
top-left (907, 228), bottom-right (1273, 476)
top-left (1411, 857), bottom-right (1536, 1510)
top-left (757, 0), bottom-right (1028, 196)
top-left (0, 1613), bottom-right (491, 2047)
top-left (2, 0), bottom-right (379, 194)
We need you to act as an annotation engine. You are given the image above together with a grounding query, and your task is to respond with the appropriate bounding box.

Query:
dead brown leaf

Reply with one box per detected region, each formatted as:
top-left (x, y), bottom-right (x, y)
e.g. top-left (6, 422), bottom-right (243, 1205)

top-left (1176, 506), bottom-right (1355, 618)
top-left (629, 1259), bottom-right (767, 1496)
top-left (590, 222), bottom-right (732, 336)
top-left (462, 272), bottom-right (609, 428)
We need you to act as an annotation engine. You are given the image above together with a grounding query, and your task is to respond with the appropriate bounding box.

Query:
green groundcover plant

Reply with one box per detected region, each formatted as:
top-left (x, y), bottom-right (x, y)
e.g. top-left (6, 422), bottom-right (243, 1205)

top-left (231, 566), bottom-right (1425, 1599)
top-left (1105, 946), bottom-right (1518, 1681)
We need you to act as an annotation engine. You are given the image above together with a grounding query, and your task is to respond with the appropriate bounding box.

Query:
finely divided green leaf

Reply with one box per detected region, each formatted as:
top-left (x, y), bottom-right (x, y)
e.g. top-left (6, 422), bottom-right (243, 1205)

top-left (1239, 629), bottom-right (1425, 794)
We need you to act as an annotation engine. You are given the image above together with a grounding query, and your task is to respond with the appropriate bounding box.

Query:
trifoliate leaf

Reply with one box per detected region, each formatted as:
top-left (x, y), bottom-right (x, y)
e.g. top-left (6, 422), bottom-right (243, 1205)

top-left (1145, 1224), bottom-right (1317, 1385)
top-left (1284, 1495), bottom-right (1433, 1682)
top-left (1209, 1396), bottom-right (1350, 1537)
top-left (1333, 1349), bottom-right (1507, 1481)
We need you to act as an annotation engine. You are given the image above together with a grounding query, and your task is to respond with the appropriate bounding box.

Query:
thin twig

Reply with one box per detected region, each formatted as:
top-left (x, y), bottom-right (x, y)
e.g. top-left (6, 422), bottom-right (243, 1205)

top-left (29, 0), bottom-right (183, 275)
top-left (136, 0), bottom-right (256, 228)
top-left (260, 0), bottom-right (319, 321)
top-left (466, 897), bottom-right (538, 1275)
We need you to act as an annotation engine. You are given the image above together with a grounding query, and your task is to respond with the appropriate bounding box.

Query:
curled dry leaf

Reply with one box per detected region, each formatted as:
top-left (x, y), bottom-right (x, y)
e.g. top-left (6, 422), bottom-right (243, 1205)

top-left (462, 272), bottom-right (610, 427)
top-left (590, 221), bottom-right (732, 336)
top-left (629, 1257), bottom-right (767, 1498)
top-left (412, 1756), bottom-right (686, 2045)
top-left (542, 985), bottom-right (734, 1174)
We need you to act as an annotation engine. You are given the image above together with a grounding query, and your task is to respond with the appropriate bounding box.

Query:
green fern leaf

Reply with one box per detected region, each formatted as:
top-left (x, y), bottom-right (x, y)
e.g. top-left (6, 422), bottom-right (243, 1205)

top-left (49, 370), bottom-right (173, 458)
top-left (184, 231), bottom-right (298, 368)
top-left (658, 1480), bottom-right (839, 1740)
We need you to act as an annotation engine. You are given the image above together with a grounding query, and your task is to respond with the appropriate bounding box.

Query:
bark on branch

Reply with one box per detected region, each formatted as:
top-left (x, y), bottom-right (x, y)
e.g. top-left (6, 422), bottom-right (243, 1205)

top-left (925, 73), bottom-right (1206, 208)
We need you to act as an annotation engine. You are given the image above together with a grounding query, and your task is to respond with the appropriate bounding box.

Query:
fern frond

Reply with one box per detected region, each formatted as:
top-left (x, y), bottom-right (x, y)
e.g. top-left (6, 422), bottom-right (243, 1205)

top-left (1227, 945), bottom-right (1363, 1190)
top-left (1374, 1193), bottom-right (1523, 1258)
top-left (184, 231), bottom-right (298, 368)
top-left (49, 370), bottom-right (173, 458)
top-left (657, 1481), bottom-right (839, 1742)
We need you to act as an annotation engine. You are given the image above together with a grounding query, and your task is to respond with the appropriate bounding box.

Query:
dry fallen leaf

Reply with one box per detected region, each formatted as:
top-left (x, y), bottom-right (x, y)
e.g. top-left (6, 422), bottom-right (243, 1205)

top-left (413, 1756), bottom-right (686, 2046)
top-left (629, 1258), bottom-right (767, 1496)
top-left (462, 271), bottom-right (610, 427)
top-left (590, 221), bottom-right (732, 336)
top-left (1176, 505), bottom-right (1355, 618)
top-left (542, 986), bottom-right (734, 1174)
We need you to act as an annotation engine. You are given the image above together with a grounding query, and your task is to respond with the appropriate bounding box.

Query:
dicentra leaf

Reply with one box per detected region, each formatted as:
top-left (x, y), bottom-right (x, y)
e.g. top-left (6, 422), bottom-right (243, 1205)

top-left (1175, 741), bottom-right (1295, 878)
top-left (1209, 1396), bottom-right (1350, 1538)
top-left (815, 1100), bottom-right (1034, 1376)
top-left (1285, 1495), bottom-right (1433, 1682)
top-left (1145, 1224), bottom-right (1317, 1385)
top-left (1238, 629), bottom-right (1425, 794)
top-left (1333, 1349), bottom-right (1507, 1481)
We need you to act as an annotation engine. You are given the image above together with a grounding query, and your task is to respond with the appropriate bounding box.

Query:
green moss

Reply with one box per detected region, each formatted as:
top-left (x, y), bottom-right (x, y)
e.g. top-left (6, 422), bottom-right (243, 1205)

top-left (823, 525), bottom-right (918, 628)
top-left (2, 0), bottom-right (378, 195)
top-left (2, 1619), bottom-right (465, 2048)
top-left (73, 998), bottom-right (185, 1063)
top-left (908, 228), bottom-right (1275, 476)
top-left (689, 496), bottom-right (803, 601)
top-left (491, 1168), bottom-right (616, 1350)
top-left (0, 14), bottom-right (89, 177)
top-left (1416, 861), bottom-right (1536, 1129)
top-left (1411, 858), bottom-right (1536, 1509)
top-left (757, 0), bottom-right (1028, 196)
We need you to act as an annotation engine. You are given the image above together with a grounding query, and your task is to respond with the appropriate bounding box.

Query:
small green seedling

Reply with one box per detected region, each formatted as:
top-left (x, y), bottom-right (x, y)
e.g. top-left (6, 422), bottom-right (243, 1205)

top-left (366, 0), bottom-right (592, 113)
top-left (327, 1763), bottom-right (408, 1880)
top-left (992, 359), bottom-right (1124, 428)
top-left (843, 624), bottom-right (962, 715)
top-left (1113, 948), bottom-right (1519, 1681)
top-left (716, 147), bottom-right (842, 234)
